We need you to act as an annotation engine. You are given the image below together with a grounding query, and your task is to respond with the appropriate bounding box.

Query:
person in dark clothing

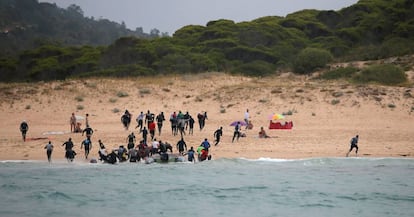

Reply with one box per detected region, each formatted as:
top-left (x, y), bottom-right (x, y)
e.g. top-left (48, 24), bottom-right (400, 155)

top-left (140, 127), bottom-right (148, 143)
top-left (214, 127), bottom-right (223, 146)
top-left (82, 125), bottom-right (93, 139)
top-left (156, 112), bottom-right (165, 136)
top-left (145, 110), bottom-right (155, 128)
top-left (186, 146), bottom-right (196, 162)
top-left (188, 116), bottom-right (195, 135)
top-left (121, 110), bottom-right (132, 130)
top-left (126, 132), bottom-right (136, 149)
top-left (346, 135), bottom-right (359, 157)
top-left (81, 138), bottom-right (92, 159)
top-left (197, 112), bottom-right (207, 131)
top-left (176, 138), bottom-right (187, 155)
top-left (107, 151), bottom-right (117, 164)
top-left (184, 112), bottom-right (190, 130)
top-left (62, 138), bottom-right (74, 151)
top-left (232, 122), bottom-right (241, 142)
top-left (20, 121), bottom-right (29, 142)
top-left (98, 140), bottom-right (108, 162)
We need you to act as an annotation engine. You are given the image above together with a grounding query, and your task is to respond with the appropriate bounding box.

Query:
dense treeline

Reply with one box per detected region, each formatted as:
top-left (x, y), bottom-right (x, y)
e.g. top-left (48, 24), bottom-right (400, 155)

top-left (1, 0), bottom-right (414, 82)
top-left (0, 0), bottom-right (163, 55)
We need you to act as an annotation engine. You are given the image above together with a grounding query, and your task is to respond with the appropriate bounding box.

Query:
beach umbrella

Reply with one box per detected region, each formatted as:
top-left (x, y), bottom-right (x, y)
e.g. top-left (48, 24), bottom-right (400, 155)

top-left (268, 113), bottom-right (285, 121)
top-left (230, 121), bottom-right (247, 126)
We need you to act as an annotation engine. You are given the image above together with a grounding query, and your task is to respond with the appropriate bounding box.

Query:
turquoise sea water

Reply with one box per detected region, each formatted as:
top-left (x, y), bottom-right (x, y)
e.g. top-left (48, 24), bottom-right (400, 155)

top-left (0, 158), bottom-right (413, 217)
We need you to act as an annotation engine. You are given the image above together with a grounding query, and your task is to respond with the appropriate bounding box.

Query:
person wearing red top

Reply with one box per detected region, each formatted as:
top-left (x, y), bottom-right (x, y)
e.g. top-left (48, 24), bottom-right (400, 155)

top-left (148, 121), bottom-right (156, 140)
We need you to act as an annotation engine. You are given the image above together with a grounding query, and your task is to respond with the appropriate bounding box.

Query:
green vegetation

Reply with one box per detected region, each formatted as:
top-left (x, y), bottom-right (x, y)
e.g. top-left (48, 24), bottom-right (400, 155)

top-left (0, 0), bottom-right (161, 55)
top-left (116, 91), bottom-right (129, 98)
top-left (0, 0), bottom-right (414, 83)
top-left (293, 48), bottom-right (333, 74)
top-left (353, 64), bottom-right (407, 85)
top-left (319, 67), bottom-right (359, 80)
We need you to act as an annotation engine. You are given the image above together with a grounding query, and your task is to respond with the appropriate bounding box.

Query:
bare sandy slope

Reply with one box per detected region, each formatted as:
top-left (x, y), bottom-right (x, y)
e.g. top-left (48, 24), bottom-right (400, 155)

top-left (0, 72), bottom-right (413, 162)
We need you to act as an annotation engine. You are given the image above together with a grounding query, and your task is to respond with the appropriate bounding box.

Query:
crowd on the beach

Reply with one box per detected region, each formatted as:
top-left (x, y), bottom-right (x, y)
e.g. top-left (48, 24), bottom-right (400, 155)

top-left (25, 109), bottom-right (219, 164)
top-left (20, 108), bottom-right (360, 163)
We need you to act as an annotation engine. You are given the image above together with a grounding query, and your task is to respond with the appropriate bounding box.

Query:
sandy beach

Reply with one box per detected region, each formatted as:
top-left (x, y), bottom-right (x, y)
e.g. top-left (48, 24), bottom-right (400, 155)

top-left (1, 72), bottom-right (413, 162)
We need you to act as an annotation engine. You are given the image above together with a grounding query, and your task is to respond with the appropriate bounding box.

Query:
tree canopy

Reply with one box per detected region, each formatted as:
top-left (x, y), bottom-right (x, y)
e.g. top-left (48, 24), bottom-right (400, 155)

top-left (1, 0), bottom-right (414, 82)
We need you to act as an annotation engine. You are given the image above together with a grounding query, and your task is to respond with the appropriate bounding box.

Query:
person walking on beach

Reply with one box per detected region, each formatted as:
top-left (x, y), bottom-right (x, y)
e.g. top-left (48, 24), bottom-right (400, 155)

top-left (82, 125), bottom-right (93, 140)
top-left (136, 111), bottom-right (145, 131)
top-left (346, 135), bottom-right (359, 157)
top-left (149, 121), bottom-right (156, 140)
top-left (197, 112), bottom-right (207, 131)
top-left (145, 110), bottom-right (155, 129)
top-left (156, 112), bottom-right (165, 136)
top-left (214, 127), bottom-right (223, 146)
top-left (176, 138), bottom-right (187, 155)
top-left (188, 115), bottom-right (195, 135)
top-left (44, 141), bottom-right (54, 163)
top-left (70, 113), bottom-right (76, 133)
top-left (141, 127), bottom-right (148, 143)
top-left (81, 138), bottom-right (92, 159)
top-left (20, 120), bottom-right (29, 142)
top-left (232, 121), bottom-right (241, 142)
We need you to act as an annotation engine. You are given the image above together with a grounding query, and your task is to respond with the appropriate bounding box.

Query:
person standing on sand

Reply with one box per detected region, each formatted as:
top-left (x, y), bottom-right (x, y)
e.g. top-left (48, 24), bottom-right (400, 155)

top-left (70, 113), bottom-right (76, 133)
top-left (44, 141), bottom-right (54, 163)
top-left (20, 120), bottom-right (29, 142)
top-left (214, 127), bottom-right (223, 146)
top-left (85, 113), bottom-right (89, 127)
top-left (346, 135), bottom-right (359, 157)
top-left (244, 109), bottom-right (250, 130)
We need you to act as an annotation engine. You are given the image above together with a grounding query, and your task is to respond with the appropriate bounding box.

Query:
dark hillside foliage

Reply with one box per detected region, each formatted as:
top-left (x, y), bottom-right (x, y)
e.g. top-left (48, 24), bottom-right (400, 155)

top-left (1, 0), bottom-right (414, 82)
top-left (0, 0), bottom-right (160, 55)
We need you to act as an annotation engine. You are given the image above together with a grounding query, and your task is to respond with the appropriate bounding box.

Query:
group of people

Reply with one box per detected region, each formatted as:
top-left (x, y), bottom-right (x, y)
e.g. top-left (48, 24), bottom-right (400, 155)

top-left (94, 134), bottom-right (213, 164)
top-left (21, 107), bottom-right (361, 163)
top-left (125, 110), bottom-right (208, 139)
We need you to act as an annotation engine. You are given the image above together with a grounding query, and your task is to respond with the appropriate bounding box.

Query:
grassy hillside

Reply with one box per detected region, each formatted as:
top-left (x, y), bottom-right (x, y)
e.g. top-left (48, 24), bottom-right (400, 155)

top-left (1, 0), bottom-right (414, 82)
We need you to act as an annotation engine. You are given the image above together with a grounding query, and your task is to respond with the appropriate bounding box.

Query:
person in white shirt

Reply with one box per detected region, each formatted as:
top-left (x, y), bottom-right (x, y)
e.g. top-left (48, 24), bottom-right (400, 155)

top-left (151, 139), bottom-right (160, 156)
top-left (244, 109), bottom-right (250, 130)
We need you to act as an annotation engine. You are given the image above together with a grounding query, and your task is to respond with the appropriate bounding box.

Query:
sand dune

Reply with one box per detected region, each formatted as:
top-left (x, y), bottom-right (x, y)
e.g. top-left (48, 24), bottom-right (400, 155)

top-left (0, 72), bottom-right (413, 161)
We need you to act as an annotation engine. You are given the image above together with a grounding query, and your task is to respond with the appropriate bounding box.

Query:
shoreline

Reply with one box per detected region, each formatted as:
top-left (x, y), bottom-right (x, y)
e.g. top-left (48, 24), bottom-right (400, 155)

top-left (0, 74), bottom-right (413, 161)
